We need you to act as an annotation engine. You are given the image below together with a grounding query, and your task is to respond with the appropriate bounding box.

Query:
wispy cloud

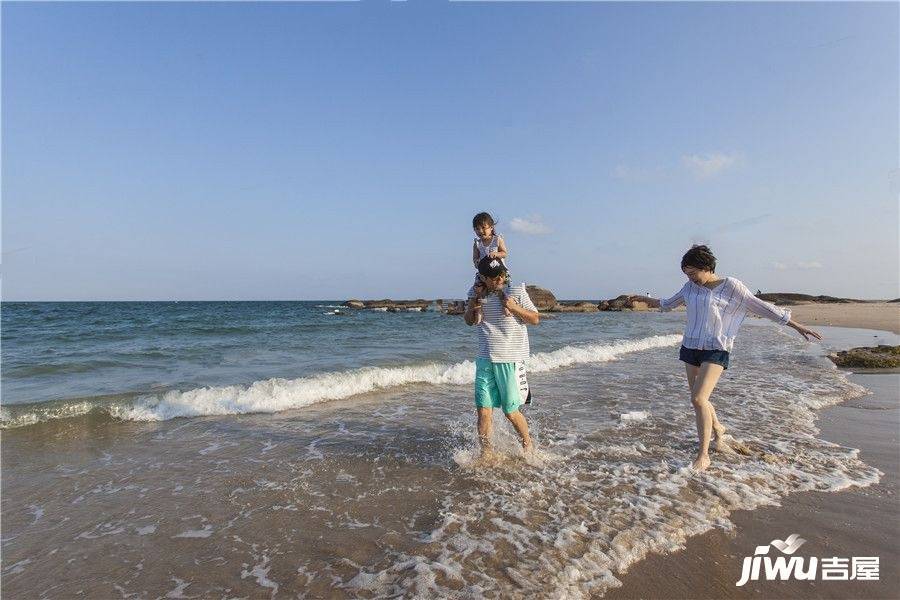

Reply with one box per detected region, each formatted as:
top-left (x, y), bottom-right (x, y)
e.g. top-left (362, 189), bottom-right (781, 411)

top-left (682, 153), bottom-right (738, 180)
top-left (614, 152), bottom-right (740, 183)
top-left (774, 260), bottom-right (823, 271)
top-left (812, 35), bottom-right (854, 49)
top-left (509, 215), bottom-right (551, 235)
top-left (612, 164), bottom-right (657, 183)
top-left (797, 261), bottom-right (823, 270)
top-left (714, 213), bottom-right (772, 234)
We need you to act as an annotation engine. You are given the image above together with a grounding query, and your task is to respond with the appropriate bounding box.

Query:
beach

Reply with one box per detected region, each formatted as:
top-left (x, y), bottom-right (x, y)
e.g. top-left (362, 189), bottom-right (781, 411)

top-left (1, 302), bottom-right (898, 598)
top-left (786, 302), bottom-right (900, 335)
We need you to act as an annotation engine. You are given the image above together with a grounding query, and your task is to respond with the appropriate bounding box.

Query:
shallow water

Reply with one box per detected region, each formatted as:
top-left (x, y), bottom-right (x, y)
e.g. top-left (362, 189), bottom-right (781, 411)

top-left (1, 309), bottom-right (885, 598)
top-left (1, 301), bottom-right (677, 427)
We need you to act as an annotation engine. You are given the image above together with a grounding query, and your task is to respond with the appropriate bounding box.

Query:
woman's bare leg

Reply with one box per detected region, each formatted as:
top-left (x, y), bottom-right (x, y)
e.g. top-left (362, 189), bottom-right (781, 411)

top-left (689, 362), bottom-right (725, 471)
top-left (685, 364), bottom-right (731, 452)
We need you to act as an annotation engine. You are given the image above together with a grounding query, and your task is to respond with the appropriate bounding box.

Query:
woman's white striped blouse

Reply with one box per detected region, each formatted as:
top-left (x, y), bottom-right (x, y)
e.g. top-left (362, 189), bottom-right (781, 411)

top-left (660, 277), bottom-right (792, 352)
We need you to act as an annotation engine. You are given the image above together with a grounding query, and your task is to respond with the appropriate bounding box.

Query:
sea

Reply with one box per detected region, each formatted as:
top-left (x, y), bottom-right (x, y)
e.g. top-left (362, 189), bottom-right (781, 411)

top-left (0, 301), bottom-right (890, 598)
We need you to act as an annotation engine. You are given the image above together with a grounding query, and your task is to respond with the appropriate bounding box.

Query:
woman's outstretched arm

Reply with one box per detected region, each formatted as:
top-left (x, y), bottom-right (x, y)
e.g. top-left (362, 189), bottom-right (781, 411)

top-left (738, 281), bottom-right (822, 341)
top-left (659, 283), bottom-right (687, 311)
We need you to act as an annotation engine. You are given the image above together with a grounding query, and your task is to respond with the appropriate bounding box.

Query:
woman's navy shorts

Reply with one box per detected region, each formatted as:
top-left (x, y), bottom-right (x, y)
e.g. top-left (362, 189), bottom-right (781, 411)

top-left (679, 345), bottom-right (730, 369)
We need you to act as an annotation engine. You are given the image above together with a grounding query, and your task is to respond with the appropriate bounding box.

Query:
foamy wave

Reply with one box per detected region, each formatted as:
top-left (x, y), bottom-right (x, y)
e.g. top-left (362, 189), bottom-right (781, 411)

top-left (528, 335), bottom-right (682, 373)
top-left (0, 401), bottom-right (98, 429)
top-left (619, 410), bottom-right (650, 423)
top-left (342, 368), bottom-right (879, 599)
top-left (2, 334), bottom-right (681, 428)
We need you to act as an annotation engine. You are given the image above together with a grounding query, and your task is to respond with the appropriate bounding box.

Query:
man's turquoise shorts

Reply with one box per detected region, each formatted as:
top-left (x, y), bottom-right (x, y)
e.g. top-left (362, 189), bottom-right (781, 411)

top-left (474, 357), bottom-right (522, 414)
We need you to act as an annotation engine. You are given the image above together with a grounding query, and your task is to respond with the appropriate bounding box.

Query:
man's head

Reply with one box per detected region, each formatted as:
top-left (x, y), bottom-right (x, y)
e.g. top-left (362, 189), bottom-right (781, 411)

top-left (477, 256), bottom-right (508, 291)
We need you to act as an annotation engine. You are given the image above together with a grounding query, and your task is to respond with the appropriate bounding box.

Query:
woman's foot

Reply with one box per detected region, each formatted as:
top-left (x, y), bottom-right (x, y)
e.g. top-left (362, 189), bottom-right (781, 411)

top-left (713, 427), bottom-right (736, 454)
top-left (691, 453), bottom-right (711, 472)
top-left (713, 426), bottom-right (736, 454)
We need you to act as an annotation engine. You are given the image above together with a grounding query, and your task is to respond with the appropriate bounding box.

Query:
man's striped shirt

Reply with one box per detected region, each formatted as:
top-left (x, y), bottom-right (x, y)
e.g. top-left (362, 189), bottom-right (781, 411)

top-left (466, 283), bottom-right (538, 362)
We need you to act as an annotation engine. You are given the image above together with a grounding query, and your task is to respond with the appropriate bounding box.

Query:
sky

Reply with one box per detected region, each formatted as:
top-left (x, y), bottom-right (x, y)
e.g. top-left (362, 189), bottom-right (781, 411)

top-left (2, 1), bottom-right (898, 301)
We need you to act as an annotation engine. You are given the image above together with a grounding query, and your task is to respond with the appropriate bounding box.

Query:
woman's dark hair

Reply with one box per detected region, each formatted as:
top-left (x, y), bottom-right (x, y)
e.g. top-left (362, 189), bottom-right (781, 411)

top-left (472, 212), bottom-right (496, 230)
top-left (681, 244), bottom-right (717, 272)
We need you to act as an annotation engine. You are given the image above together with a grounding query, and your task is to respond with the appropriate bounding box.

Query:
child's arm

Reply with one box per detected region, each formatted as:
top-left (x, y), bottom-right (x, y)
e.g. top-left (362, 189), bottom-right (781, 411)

top-left (472, 242), bottom-right (480, 267)
top-left (490, 235), bottom-right (508, 259)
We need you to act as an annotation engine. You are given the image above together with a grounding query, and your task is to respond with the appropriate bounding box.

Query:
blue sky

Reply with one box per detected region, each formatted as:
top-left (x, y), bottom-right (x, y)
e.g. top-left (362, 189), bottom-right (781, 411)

top-left (3, 1), bottom-right (897, 301)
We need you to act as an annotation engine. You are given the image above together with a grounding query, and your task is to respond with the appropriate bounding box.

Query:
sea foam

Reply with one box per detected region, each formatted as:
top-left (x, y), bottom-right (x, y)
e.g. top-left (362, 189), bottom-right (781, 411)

top-left (2, 335), bottom-right (681, 427)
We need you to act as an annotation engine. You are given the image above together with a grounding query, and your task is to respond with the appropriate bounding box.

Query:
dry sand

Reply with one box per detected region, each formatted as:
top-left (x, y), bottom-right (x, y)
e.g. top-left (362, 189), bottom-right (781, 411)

top-left (788, 302), bottom-right (900, 334)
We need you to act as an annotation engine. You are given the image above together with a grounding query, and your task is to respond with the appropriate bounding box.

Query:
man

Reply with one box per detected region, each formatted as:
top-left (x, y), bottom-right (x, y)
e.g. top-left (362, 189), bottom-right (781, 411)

top-left (464, 255), bottom-right (540, 457)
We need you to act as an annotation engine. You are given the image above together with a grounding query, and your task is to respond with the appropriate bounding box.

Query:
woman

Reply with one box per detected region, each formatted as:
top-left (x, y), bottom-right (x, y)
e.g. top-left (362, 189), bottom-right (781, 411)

top-left (659, 245), bottom-right (822, 472)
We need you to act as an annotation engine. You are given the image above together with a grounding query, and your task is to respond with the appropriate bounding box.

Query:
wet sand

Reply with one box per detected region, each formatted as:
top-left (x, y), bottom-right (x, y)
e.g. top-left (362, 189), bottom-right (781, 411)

top-left (608, 327), bottom-right (900, 599)
top-left (787, 302), bottom-right (900, 334)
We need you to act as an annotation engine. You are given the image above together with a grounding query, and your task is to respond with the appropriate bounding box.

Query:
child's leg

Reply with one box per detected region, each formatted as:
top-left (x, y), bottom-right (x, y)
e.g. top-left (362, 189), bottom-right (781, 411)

top-left (502, 271), bottom-right (512, 316)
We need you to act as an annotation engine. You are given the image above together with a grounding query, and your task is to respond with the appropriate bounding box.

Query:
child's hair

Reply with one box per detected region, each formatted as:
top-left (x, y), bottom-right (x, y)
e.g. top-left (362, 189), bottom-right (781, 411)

top-left (681, 244), bottom-right (717, 272)
top-left (472, 212), bottom-right (496, 232)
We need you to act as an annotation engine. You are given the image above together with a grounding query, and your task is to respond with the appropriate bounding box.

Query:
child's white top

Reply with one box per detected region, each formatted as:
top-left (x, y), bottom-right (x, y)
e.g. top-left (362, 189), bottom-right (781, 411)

top-left (660, 276), bottom-right (791, 352)
top-left (475, 234), bottom-right (507, 266)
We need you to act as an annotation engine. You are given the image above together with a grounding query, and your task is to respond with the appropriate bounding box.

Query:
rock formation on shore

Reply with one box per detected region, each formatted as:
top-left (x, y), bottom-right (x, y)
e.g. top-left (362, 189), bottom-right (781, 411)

top-left (342, 288), bottom-right (889, 316)
top-left (525, 286), bottom-right (559, 311)
top-left (342, 299), bottom-right (431, 312)
top-left (343, 285), bottom-right (607, 314)
top-left (556, 301), bottom-right (599, 312)
top-left (755, 293), bottom-right (859, 305)
top-left (597, 295), bottom-right (661, 311)
top-left (828, 345), bottom-right (900, 369)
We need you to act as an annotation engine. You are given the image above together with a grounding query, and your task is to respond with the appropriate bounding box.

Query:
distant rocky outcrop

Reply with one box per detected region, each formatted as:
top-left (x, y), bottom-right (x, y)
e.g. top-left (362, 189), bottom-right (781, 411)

top-left (556, 301), bottom-right (599, 313)
top-left (342, 285), bottom-right (609, 315)
top-left (756, 293), bottom-right (859, 305)
top-left (342, 299), bottom-right (431, 311)
top-left (598, 294), bottom-right (661, 311)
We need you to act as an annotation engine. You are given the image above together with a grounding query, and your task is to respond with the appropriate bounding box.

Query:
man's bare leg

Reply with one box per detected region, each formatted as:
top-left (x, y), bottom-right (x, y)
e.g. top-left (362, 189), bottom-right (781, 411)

top-left (477, 407), bottom-right (495, 458)
top-left (504, 410), bottom-right (533, 453)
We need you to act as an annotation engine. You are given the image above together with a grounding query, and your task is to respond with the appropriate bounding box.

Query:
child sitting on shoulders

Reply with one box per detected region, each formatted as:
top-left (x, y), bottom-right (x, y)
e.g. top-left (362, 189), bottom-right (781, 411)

top-left (472, 212), bottom-right (511, 315)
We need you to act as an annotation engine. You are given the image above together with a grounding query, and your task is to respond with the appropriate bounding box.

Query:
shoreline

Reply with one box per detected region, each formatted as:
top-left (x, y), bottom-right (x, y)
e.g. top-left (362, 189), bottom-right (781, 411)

top-left (607, 324), bottom-right (900, 599)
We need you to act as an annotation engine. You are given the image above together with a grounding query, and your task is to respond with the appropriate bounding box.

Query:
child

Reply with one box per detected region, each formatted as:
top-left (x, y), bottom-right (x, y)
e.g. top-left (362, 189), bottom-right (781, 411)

top-left (658, 244), bottom-right (822, 472)
top-left (472, 212), bottom-right (511, 315)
